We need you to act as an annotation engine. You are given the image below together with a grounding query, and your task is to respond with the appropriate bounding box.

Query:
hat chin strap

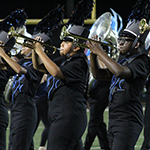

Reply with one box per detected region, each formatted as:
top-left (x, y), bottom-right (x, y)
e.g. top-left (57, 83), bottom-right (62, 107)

top-left (132, 35), bottom-right (140, 49)
top-left (127, 35), bottom-right (140, 56)
top-left (66, 44), bottom-right (77, 58)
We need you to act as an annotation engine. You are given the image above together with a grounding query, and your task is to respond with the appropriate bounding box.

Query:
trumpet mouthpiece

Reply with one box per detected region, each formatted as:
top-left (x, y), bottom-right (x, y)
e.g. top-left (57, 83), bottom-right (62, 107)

top-left (57, 48), bottom-right (62, 51)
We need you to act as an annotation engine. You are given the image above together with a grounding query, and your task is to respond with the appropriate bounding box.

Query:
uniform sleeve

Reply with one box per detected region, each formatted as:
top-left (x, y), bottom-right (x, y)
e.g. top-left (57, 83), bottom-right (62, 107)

top-left (24, 65), bottom-right (44, 81)
top-left (5, 58), bottom-right (24, 76)
top-left (6, 65), bottom-right (16, 76)
top-left (126, 55), bottom-right (150, 79)
top-left (59, 58), bottom-right (87, 84)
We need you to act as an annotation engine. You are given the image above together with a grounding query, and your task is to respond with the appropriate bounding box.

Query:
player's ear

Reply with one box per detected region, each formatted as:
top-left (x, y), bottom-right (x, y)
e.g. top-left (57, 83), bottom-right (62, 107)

top-left (135, 41), bottom-right (140, 49)
top-left (73, 46), bottom-right (80, 52)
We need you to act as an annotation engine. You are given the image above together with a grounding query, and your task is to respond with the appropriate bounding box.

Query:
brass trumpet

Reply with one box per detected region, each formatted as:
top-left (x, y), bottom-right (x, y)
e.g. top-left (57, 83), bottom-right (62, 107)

top-left (139, 18), bottom-right (150, 34)
top-left (60, 26), bottom-right (119, 51)
top-left (8, 26), bottom-right (61, 55)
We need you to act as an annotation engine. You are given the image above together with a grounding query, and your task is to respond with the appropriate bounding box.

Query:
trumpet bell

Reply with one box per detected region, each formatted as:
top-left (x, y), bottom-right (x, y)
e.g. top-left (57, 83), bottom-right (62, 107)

top-left (139, 18), bottom-right (150, 34)
top-left (60, 26), bottom-right (68, 41)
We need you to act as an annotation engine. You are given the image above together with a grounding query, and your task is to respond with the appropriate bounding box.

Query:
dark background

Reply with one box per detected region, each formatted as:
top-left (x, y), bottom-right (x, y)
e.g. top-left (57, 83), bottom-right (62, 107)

top-left (0, 0), bottom-right (137, 22)
top-left (0, 0), bottom-right (137, 52)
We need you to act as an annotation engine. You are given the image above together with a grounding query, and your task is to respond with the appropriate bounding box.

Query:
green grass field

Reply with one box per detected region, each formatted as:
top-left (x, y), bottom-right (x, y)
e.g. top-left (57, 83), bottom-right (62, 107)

top-left (6, 108), bottom-right (145, 150)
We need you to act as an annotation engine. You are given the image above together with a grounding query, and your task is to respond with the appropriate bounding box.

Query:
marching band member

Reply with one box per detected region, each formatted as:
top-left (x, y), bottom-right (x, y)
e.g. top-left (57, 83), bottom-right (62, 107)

top-left (32, 1), bottom-right (94, 149)
top-left (33, 25), bottom-right (90, 150)
top-left (84, 9), bottom-right (123, 150)
top-left (33, 74), bottom-right (50, 150)
top-left (141, 32), bottom-right (150, 150)
top-left (0, 6), bottom-right (64, 150)
top-left (7, 37), bottom-right (43, 150)
top-left (0, 31), bottom-right (15, 150)
top-left (0, 9), bottom-right (27, 150)
top-left (87, 0), bottom-right (150, 149)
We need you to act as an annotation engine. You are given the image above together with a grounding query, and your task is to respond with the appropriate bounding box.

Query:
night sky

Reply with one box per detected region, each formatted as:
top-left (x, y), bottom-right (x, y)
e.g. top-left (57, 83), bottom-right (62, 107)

top-left (0, 0), bottom-right (137, 23)
top-left (0, 0), bottom-right (138, 51)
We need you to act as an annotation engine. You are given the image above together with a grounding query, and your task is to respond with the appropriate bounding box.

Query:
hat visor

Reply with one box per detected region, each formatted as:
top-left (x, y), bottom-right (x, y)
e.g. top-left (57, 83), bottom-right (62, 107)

top-left (120, 31), bottom-right (136, 39)
top-left (61, 36), bottom-right (74, 42)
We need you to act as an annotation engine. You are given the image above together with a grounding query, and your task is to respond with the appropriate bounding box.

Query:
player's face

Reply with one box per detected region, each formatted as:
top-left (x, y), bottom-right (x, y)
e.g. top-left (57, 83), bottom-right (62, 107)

top-left (21, 41), bottom-right (32, 57)
top-left (59, 41), bottom-right (73, 56)
top-left (118, 37), bottom-right (134, 55)
top-left (148, 49), bottom-right (150, 57)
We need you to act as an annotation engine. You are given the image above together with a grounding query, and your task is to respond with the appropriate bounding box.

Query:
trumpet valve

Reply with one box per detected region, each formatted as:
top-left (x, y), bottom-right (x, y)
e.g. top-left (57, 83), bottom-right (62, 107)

top-left (7, 26), bottom-right (16, 39)
top-left (139, 18), bottom-right (150, 34)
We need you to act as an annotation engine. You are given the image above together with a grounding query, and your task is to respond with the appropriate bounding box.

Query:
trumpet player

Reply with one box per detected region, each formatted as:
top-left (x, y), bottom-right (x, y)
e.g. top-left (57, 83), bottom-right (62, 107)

top-left (0, 35), bottom-right (46, 150)
top-left (0, 5), bottom-right (64, 150)
top-left (0, 32), bottom-right (55, 150)
top-left (32, 24), bottom-right (90, 150)
top-left (87, 20), bottom-right (150, 150)
top-left (87, 0), bottom-right (150, 148)
top-left (0, 31), bottom-right (16, 150)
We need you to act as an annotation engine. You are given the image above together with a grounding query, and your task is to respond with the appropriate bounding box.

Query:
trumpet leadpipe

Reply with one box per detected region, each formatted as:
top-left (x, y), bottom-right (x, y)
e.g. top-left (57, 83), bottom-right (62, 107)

top-left (8, 26), bottom-right (61, 55)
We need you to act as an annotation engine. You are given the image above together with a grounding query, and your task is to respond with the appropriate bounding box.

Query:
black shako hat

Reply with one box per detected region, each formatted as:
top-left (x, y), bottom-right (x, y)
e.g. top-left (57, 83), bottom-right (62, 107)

top-left (0, 31), bottom-right (15, 54)
top-left (33, 5), bottom-right (64, 55)
top-left (62, 25), bottom-right (90, 44)
top-left (120, 0), bottom-right (150, 46)
top-left (0, 9), bottom-right (27, 55)
top-left (0, 9), bottom-right (27, 33)
top-left (60, 0), bottom-right (94, 44)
